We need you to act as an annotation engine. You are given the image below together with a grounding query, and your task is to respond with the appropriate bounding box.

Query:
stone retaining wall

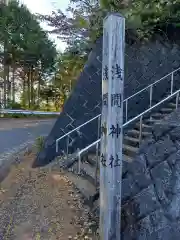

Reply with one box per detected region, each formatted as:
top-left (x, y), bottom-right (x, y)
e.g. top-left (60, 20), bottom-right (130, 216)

top-left (118, 109), bottom-right (180, 239)
top-left (34, 36), bottom-right (180, 168)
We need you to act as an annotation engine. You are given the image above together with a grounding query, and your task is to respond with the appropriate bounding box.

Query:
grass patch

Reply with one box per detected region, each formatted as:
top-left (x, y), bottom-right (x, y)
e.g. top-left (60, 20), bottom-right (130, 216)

top-left (0, 113), bottom-right (59, 119)
top-left (35, 136), bottom-right (45, 152)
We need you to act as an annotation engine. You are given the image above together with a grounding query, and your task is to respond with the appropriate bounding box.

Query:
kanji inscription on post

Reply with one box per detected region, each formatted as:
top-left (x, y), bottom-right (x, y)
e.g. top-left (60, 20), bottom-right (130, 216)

top-left (109, 123), bottom-right (121, 138)
top-left (101, 153), bottom-right (107, 167)
top-left (109, 154), bottom-right (121, 168)
top-left (111, 93), bottom-right (122, 107)
top-left (103, 65), bottom-right (109, 81)
top-left (103, 93), bottom-right (108, 106)
top-left (112, 64), bottom-right (123, 81)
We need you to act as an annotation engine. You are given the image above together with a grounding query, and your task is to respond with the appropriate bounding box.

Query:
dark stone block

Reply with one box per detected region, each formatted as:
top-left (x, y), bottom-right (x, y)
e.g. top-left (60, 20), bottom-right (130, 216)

top-left (166, 150), bottom-right (180, 166)
top-left (80, 87), bottom-right (92, 97)
top-left (122, 224), bottom-right (138, 240)
top-left (170, 160), bottom-right (180, 193)
top-left (122, 175), bottom-right (139, 204)
top-left (75, 95), bottom-right (87, 107)
top-left (122, 160), bottom-right (131, 178)
top-left (152, 123), bottom-right (173, 140)
top-left (137, 215), bottom-right (153, 240)
top-left (145, 136), bottom-right (177, 167)
top-left (84, 64), bottom-right (98, 77)
top-left (69, 105), bottom-right (87, 119)
top-left (121, 202), bottom-right (139, 235)
top-left (134, 172), bottom-right (152, 191)
top-left (84, 99), bottom-right (100, 112)
top-left (151, 161), bottom-right (173, 205)
top-left (65, 123), bottom-right (75, 132)
top-left (139, 136), bottom-right (155, 154)
top-left (133, 184), bottom-right (160, 219)
top-left (165, 161), bottom-right (180, 221)
top-left (169, 126), bottom-right (180, 141)
top-left (92, 57), bottom-right (102, 69)
top-left (122, 184), bottom-right (160, 237)
top-left (49, 114), bottom-right (73, 132)
top-left (150, 208), bottom-right (170, 233)
top-left (151, 160), bottom-right (172, 183)
top-left (148, 220), bottom-right (180, 240)
top-left (127, 154), bottom-right (148, 175)
top-left (165, 108), bottom-right (180, 125)
top-left (170, 221), bottom-right (180, 238)
top-left (148, 225), bottom-right (175, 240)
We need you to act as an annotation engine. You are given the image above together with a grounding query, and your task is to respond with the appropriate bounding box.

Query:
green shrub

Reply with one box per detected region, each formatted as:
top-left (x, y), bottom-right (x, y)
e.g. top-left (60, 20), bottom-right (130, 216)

top-left (7, 101), bottom-right (22, 110)
top-left (35, 136), bottom-right (45, 152)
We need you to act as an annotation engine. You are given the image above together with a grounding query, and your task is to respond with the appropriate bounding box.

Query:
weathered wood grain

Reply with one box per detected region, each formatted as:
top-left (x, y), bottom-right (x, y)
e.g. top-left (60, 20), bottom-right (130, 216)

top-left (100, 13), bottom-right (125, 240)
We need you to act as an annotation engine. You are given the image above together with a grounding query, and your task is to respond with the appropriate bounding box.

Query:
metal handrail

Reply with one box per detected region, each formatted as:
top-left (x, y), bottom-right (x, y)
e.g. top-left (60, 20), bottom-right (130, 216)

top-left (77, 88), bottom-right (180, 173)
top-left (124, 67), bottom-right (180, 102)
top-left (56, 66), bottom-right (180, 154)
top-left (123, 90), bottom-right (179, 127)
top-left (56, 113), bottom-right (101, 152)
top-left (0, 109), bottom-right (60, 115)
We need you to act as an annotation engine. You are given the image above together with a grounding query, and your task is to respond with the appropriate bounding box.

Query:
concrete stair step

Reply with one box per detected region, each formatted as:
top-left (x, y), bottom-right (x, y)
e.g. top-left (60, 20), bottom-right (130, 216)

top-left (151, 112), bottom-right (166, 119)
top-left (123, 154), bottom-right (133, 162)
top-left (124, 136), bottom-right (140, 145)
top-left (168, 102), bottom-right (178, 108)
top-left (144, 118), bottom-right (161, 124)
top-left (86, 154), bottom-right (98, 166)
top-left (135, 122), bottom-right (153, 130)
top-left (66, 171), bottom-right (96, 200)
top-left (127, 129), bottom-right (151, 137)
top-left (80, 161), bottom-right (99, 186)
top-left (123, 144), bottom-right (139, 157)
top-left (160, 107), bottom-right (174, 113)
top-left (123, 144), bottom-right (138, 153)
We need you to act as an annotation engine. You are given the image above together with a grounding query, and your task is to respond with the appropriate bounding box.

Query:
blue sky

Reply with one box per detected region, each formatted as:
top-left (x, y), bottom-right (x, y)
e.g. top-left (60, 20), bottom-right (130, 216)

top-left (20, 0), bottom-right (69, 51)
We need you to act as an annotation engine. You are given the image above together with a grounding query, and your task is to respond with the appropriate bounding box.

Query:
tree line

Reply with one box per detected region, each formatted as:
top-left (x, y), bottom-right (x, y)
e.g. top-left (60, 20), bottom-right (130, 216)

top-left (0, 0), bottom-right (58, 110)
top-left (1, 0), bottom-right (179, 111)
top-left (39, 0), bottom-right (180, 82)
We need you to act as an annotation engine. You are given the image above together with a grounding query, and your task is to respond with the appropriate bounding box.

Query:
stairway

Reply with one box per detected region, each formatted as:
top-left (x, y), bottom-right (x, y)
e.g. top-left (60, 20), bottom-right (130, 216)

top-left (64, 96), bottom-right (179, 207)
top-left (122, 101), bottom-right (178, 161)
top-left (53, 65), bottom-right (180, 209)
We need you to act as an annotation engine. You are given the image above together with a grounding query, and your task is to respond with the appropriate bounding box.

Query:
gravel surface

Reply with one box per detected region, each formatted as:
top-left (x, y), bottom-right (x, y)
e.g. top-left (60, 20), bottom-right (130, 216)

top-left (0, 153), bottom-right (96, 240)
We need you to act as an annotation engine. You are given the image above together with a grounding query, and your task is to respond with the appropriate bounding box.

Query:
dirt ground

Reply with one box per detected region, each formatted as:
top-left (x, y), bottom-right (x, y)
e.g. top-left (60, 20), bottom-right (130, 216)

top-left (0, 152), bottom-right (96, 240)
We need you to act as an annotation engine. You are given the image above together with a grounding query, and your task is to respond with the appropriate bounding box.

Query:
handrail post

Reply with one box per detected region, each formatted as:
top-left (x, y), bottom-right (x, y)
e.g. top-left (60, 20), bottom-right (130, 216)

top-left (125, 99), bottom-right (128, 122)
top-left (98, 115), bottom-right (101, 139)
top-left (66, 136), bottom-right (69, 156)
top-left (95, 141), bottom-right (99, 189)
top-left (176, 92), bottom-right (179, 109)
top-left (95, 115), bottom-right (101, 188)
top-left (139, 116), bottom-right (143, 147)
top-left (149, 85), bottom-right (153, 120)
top-left (78, 149), bottom-right (81, 174)
top-left (56, 140), bottom-right (58, 153)
top-left (149, 84), bottom-right (153, 108)
top-left (171, 72), bottom-right (174, 95)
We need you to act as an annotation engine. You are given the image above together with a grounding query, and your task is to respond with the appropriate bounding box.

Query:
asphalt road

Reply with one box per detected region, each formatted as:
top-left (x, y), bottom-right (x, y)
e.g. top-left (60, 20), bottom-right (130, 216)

top-left (0, 118), bottom-right (56, 161)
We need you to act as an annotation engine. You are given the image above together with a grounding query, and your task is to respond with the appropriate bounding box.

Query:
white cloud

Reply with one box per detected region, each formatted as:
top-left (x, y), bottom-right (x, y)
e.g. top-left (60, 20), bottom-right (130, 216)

top-left (20, 0), bottom-right (69, 52)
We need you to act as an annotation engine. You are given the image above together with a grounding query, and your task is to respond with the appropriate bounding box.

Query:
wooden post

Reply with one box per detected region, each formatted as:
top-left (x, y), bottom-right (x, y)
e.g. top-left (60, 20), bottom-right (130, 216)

top-left (100, 13), bottom-right (125, 240)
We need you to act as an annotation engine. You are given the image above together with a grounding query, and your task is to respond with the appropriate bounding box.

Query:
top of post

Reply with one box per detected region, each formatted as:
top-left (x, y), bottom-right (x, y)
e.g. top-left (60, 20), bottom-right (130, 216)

top-left (103, 12), bottom-right (125, 22)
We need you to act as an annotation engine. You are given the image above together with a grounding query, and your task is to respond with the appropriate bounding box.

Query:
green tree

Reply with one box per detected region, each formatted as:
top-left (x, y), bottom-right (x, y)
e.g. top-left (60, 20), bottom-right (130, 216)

top-left (0, 0), bottom-right (57, 109)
